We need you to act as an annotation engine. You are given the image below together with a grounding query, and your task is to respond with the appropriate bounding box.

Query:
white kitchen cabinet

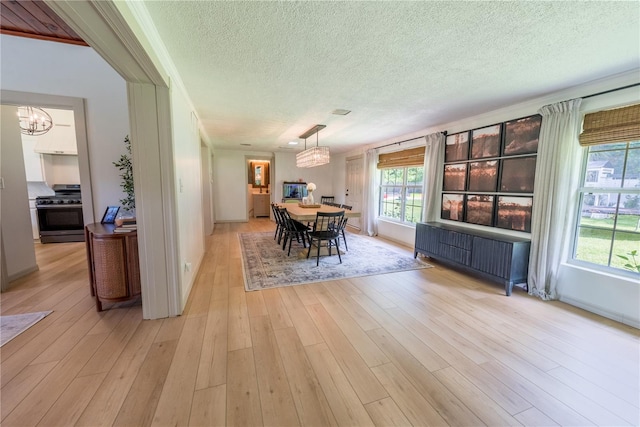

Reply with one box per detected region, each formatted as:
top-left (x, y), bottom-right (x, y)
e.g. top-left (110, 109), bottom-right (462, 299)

top-left (21, 135), bottom-right (45, 181)
top-left (33, 109), bottom-right (78, 155)
top-left (29, 199), bottom-right (39, 240)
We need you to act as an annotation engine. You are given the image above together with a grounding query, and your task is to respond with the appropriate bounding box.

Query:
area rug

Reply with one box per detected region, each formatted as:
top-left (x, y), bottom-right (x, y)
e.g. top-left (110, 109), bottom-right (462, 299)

top-left (0, 310), bottom-right (52, 347)
top-left (239, 231), bottom-right (431, 291)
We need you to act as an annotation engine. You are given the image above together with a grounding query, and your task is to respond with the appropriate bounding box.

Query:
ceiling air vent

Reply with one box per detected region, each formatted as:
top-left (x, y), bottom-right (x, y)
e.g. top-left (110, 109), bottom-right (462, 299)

top-left (332, 109), bottom-right (351, 116)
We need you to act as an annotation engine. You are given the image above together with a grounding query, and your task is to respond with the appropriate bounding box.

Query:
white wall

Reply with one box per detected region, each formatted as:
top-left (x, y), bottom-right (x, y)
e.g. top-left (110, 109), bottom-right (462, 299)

top-left (171, 86), bottom-right (205, 308)
top-left (0, 34), bottom-right (129, 221)
top-left (333, 71), bottom-right (640, 327)
top-left (273, 152), bottom-right (333, 204)
top-left (1, 105), bottom-right (37, 282)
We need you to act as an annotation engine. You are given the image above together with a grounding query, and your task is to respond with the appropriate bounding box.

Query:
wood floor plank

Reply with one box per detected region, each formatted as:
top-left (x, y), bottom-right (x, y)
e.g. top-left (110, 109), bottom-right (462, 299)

top-left (246, 290), bottom-right (269, 318)
top-left (228, 286), bottom-right (253, 351)
top-left (274, 327), bottom-right (338, 426)
top-left (305, 342), bottom-right (374, 426)
top-left (364, 397), bottom-right (412, 427)
top-left (226, 348), bottom-right (263, 426)
top-left (480, 360), bottom-right (594, 426)
top-left (196, 295), bottom-right (228, 390)
top-left (310, 289), bottom-right (389, 367)
top-left (2, 333), bottom-right (108, 426)
top-left (249, 315), bottom-right (300, 426)
top-left (262, 288), bottom-right (294, 330)
top-left (152, 315), bottom-right (207, 426)
top-left (371, 363), bottom-right (448, 426)
top-left (367, 328), bottom-right (485, 426)
top-left (189, 384), bottom-right (226, 427)
top-left (351, 293), bottom-right (449, 372)
top-left (277, 286), bottom-right (324, 346)
top-left (515, 407), bottom-right (561, 426)
top-left (433, 366), bottom-right (521, 426)
top-left (0, 361), bottom-right (58, 421)
top-left (75, 318), bottom-right (162, 426)
top-left (321, 281), bottom-right (381, 331)
top-left (37, 372), bottom-right (106, 426)
top-left (112, 339), bottom-right (178, 427)
top-left (306, 303), bottom-right (388, 404)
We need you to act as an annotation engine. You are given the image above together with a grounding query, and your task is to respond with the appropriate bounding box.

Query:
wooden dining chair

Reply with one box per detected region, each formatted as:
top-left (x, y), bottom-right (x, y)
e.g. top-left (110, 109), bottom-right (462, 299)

top-left (271, 203), bottom-right (285, 243)
top-left (306, 210), bottom-right (345, 266)
top-left (338, 205), bottom-right (352, 250)
top-left (320, 196), bottom-right (335, 204)
top-left (278, 207), bottom-right (310, 256)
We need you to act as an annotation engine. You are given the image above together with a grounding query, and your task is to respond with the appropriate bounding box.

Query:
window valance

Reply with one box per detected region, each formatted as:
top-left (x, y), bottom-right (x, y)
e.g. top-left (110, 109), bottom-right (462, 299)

top-left (377, 146), bottom-right (425, 169)
top-left (579, 103), bottom-right (640, 146)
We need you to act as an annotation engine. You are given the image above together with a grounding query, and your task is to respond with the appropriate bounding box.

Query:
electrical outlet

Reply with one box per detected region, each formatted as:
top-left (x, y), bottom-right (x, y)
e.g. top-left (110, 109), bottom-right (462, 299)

top-left (184, 262), bottom-right (192, 272)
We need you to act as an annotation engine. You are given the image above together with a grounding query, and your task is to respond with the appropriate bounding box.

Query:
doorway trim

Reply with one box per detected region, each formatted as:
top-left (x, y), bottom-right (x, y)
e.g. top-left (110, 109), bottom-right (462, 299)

top-left (1, 90), bottom-right (95, 225)
top-left (46, 0), bottom-right (180, 319)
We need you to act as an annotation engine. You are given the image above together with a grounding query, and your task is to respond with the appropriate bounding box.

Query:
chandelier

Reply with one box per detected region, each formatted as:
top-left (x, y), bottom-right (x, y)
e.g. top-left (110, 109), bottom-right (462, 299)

top-left (17, 106), bottom-right (53, 136)
top-left (296, 124), bottom-right (330, 168)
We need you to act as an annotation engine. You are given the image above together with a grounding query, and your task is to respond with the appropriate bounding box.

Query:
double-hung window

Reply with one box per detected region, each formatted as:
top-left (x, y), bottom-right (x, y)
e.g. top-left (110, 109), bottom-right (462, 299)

top-left (574, 104), bottom-right (640, 274)
top-left (377, 147), bottom-right (425, 224)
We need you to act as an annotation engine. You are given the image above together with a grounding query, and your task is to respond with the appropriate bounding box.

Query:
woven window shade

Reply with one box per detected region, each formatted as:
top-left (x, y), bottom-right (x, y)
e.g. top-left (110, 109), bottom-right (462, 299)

top-left (579, 104), bottom-right (640, 146)
top-left (377, 146), bottom-right (425, 169)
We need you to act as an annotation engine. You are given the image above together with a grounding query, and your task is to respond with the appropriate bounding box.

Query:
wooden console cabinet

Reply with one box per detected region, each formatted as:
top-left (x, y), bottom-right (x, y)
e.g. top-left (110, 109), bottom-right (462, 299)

top-left (85, 223), bottom-right (141, 311)
top-left (253, 193), bottom-right (270, 217)
top-left (414, 222), bottom-right (530, 296)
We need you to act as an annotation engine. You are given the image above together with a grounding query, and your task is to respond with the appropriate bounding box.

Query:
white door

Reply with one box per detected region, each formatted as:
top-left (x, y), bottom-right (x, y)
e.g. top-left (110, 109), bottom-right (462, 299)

top-left (345, 157), bottom-right (364, 230)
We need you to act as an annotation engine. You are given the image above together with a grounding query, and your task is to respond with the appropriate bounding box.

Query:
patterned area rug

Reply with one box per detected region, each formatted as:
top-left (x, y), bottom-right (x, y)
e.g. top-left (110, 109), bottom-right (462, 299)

top-left (239, 231), bottom-right (431, 291)
top-left (0, 311), bottom-right (52, 347)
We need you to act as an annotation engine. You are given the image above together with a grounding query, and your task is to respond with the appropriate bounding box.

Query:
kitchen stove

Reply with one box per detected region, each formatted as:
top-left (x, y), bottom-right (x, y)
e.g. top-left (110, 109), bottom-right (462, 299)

top-left (36, 184), bottom-right (85, 243)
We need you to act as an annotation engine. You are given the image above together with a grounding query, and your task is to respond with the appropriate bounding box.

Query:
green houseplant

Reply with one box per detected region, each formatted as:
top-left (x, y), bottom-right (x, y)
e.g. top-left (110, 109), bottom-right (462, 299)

top-left (113, 135), bottom-right (135, 214)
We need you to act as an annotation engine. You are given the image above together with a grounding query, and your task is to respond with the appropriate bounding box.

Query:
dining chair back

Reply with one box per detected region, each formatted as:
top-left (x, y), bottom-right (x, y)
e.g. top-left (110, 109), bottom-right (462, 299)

top-left (320, 196), bottom-right (335, 204)
top-left (306, 210), bottom-right (345, 266)
top-left (271, 203), bottom-right (285, 243)
top-left (278, 207), bottom-right (310, 256)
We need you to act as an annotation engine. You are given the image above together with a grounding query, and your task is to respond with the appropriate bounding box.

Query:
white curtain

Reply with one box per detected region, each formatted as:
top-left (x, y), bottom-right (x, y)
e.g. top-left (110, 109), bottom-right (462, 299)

top-left (528, 98), bottom-right (583, 300)
top-left (361, 148), bottom-right (379, 236)
top-left (422, 132), bottom-right (445, 223)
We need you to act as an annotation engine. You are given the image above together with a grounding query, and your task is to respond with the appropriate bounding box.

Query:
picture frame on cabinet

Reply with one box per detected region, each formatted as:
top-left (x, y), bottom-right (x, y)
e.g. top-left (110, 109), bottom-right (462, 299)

top-left (101, 206), bottom-right (120, 224)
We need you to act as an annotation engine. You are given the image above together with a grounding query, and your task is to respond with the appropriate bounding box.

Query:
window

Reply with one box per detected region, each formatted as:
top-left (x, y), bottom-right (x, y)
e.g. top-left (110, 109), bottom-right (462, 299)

top-left (574, 141), bottom-right (640, 273)
top-left (379, 166), bottom-right (424, 223)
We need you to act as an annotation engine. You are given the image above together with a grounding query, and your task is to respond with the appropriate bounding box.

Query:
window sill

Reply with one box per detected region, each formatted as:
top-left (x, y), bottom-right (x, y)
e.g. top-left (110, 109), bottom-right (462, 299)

top-left (378, 217), bottom-right (417, 229)
top-left (565, 259), bottom-right (640, 282)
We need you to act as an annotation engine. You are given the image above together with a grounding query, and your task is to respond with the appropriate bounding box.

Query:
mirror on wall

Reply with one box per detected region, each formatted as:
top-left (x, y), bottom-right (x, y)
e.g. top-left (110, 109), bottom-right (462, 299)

top-left (248, 160), bottom-right (270, 188)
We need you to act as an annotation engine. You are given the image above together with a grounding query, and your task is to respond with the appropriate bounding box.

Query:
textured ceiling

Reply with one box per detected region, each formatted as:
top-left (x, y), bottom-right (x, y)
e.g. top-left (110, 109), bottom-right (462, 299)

top-left (142, 1), bottom-right (639, 153)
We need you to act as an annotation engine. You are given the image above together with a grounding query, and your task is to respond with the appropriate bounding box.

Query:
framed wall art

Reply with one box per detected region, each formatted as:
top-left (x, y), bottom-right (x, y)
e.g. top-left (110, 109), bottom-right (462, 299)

top-left (445, 132), bottom-right (469, 163)
top-left (500, 156), bottom-right (537, 192)
top-left (468, 160), bottom-right (498, 192)
top-left (496, 196), bottom-right (533, 232)
top-left (443, 163), bottom-right (467, 191)
top-left (465, 194), bottom-right (494, 226)
top-left (441, 193), bottom-right (464, 221)
top-left (471, 124), bottom-right (501, 159)
top-left (503, 114), bottom-right (542, 156)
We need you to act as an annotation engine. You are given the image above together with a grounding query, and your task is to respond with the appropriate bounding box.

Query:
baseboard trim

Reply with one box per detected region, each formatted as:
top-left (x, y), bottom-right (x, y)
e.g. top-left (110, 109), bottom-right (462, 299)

top-left (559, 295), bottom-right (640, 329)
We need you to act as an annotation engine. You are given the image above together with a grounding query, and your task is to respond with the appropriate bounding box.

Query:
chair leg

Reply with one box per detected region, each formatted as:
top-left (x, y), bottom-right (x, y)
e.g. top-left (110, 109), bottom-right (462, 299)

top-left (306, 238), bottom-right (312, 259)
top-left (316, 239), bottom-right (321, 266)
top-left (341, 229), bottom-right (348, 251)
top-left (335, 239), bottom-right (342, 263)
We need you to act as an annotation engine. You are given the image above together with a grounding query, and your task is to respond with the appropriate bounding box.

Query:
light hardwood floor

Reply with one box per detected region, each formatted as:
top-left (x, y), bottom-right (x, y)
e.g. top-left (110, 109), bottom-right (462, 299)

top-left (1, 219), bottom-right (639, 426)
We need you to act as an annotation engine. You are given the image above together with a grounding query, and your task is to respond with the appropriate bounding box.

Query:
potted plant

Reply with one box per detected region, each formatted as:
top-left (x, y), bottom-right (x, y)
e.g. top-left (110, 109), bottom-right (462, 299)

top-left (113, 135), bottom-right (135, 218)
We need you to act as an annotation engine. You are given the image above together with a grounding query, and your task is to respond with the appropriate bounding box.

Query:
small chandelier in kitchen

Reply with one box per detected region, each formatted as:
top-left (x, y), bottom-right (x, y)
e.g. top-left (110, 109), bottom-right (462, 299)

top-left (296, 124), bottom-right (330, 168)
top-left (17, 106), bottom-right (53, 136)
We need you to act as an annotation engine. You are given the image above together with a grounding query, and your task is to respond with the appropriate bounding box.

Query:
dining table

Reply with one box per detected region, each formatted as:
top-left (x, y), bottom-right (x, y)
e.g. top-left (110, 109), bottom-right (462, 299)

top-left (278, 203), bottom-right (361, 222)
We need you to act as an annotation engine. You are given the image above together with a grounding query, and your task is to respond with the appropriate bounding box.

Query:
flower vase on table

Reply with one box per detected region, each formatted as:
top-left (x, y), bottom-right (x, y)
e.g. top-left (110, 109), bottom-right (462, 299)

top-left (307, 182), bottom-right (316, 205)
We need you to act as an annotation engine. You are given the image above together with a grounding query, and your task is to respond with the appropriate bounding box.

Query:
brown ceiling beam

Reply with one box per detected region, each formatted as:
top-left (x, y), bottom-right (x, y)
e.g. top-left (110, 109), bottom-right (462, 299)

top-left (0, 28), bottom-right (88, 46)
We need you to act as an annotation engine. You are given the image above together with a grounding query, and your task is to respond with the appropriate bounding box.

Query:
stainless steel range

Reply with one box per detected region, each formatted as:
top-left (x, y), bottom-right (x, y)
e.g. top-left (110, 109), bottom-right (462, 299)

top-left (36, 184), bottom-right (84, 243)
